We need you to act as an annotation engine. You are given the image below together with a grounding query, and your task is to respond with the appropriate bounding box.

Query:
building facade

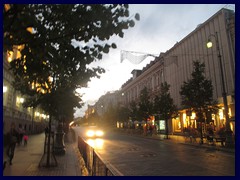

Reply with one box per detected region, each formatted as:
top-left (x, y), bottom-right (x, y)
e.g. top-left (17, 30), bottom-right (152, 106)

top-left (94, 91), bottom-right (120, 116)
top-left (120, 8), bottom-right (235, 134)
top-left (3, 51), bottom-right (49, 135)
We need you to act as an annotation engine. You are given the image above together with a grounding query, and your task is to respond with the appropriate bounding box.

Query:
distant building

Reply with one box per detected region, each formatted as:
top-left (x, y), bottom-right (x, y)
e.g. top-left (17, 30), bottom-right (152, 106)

top-left (94, 91), bottom-right (120, 116)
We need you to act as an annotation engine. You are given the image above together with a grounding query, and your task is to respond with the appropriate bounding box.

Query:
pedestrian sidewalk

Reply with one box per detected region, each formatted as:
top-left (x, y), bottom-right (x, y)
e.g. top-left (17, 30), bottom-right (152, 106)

top-left (3, 130), bottom-right (84, 176)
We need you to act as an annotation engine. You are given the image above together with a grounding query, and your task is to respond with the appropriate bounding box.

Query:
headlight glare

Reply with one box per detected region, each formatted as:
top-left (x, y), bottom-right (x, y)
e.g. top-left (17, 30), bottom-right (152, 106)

top-left (86, 130), bottom-right (95, 137)
top-left (95, 130), bottom-right (104, 136)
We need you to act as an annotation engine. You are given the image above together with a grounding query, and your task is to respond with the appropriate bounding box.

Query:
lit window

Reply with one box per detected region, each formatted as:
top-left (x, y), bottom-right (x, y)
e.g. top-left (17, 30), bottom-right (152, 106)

top-left (35, 112), bottom-right (40, 117)
top-left (7, 51), bottom-right (13, 62)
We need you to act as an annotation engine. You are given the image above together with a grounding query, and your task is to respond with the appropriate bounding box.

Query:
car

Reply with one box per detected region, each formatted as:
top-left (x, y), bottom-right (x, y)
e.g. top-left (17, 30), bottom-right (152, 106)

top-left (85, 126), bottom-right (104, 138)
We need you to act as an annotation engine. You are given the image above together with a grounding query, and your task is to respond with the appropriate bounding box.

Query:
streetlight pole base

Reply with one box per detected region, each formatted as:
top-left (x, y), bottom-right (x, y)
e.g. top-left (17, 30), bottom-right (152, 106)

top-left (224, 131), bottom-right (235, 148)
top-left (54, 122), bottom-right (66, 155)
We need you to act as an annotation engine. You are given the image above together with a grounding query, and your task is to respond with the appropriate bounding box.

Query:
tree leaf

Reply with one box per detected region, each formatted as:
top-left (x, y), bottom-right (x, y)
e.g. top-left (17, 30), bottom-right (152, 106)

top-left (111, 43), bottom-right (117, 49)
top-left (129, 20), bottom-right (135, 27)
top-left (135, 13), bottom-right (140, 21)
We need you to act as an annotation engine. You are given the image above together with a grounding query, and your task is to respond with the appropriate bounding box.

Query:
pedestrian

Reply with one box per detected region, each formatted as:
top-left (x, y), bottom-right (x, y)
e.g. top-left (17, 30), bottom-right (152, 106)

top-left (45, 126), bottom-right (49, 136)
top-left (23, 134), bottom-right (29, 146)
top-left (149, 125), bottom-right (153, 136)
top-left (3, 161), bottom-right (7, 170)
top-left (6, 122), bottom-right (19, 165)
top-left (18, 125), bottom-right (24, 145)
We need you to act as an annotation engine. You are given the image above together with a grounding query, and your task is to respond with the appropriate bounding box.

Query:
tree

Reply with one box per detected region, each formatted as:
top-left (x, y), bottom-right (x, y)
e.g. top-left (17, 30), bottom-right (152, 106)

top-left (102, 105), bottom-right (117, 127)
top-left (4, 4), bottom-right (140, 166)
top-left (117, 106), bottom-right (130, 123)
top-left (4, 4), bottom-right (140, 119)
top-left (153, 82), bottom-right (177, 139)
top-left (129, 101), bottom-right (139, 121)
top-left (138, 87), bottom-right (153, 122)
top-left (180, 61), bottom-right (217, 143)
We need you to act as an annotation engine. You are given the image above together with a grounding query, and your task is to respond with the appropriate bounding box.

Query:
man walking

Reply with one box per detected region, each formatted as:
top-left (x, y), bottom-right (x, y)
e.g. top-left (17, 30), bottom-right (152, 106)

top-left (6, 122), bottom-right (19, 165)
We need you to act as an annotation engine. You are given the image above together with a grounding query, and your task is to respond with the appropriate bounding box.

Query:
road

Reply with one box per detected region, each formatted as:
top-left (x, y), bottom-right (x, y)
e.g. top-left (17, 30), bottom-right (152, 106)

top-left (74, 126), bottom-right (235, 176)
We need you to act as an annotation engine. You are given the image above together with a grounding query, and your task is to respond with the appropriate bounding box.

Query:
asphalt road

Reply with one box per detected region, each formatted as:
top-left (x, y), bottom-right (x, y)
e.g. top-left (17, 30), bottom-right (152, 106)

top-left (74, 126), bottom-right (235, 176)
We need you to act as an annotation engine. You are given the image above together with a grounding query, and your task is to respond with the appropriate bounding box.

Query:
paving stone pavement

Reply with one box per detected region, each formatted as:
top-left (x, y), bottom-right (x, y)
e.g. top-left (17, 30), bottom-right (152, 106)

top-left (3, 130), bottom-right (84, 176)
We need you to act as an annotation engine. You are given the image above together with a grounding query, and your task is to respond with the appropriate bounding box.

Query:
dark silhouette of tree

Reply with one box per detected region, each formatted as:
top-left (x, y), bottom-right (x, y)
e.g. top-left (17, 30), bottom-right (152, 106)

top-left (153, 82), bottom-right (177, 139)
top-left (117, 106), bottom-right (130, 123)
top-left (4, 4), bottom-right (140, 120)
top-left (129, 101), bottom-right (139, 121)
top-left (4, 4), bottom-right (140, 167)
top-left (138, 87), bottom-right (153, 122)
top-left (180, 61), bottom-right (218, 143)
top-left (102, 105), bottom-right (117, 127)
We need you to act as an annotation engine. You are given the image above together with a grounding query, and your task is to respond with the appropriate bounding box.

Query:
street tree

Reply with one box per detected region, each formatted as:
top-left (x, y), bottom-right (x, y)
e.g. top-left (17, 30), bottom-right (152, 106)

top-left (3, 4), bottom-right (140, 167)
top-left (153, 82), bottom-right (177, 139)
top-left (117, 106), bottom-right (130, 123)
top-left (180, 61), bottom-right (217, 143)
top-left (129, 101), bottom-right (140, 122)
top-left (102, 105), bottom-right (117, 127)
top-left (4, 4), bottom-right (140, 119)
top-left (138, 87), bottom-right (153, 122)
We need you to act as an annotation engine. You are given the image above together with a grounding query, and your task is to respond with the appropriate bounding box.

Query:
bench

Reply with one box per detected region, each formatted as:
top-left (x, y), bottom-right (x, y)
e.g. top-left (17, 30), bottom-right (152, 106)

top-left (184, 133), bottom-right (197, 143)
top-left (214, 137), bottom-right (226, 146)
top-left (206, 135), bottom-right (214, 145)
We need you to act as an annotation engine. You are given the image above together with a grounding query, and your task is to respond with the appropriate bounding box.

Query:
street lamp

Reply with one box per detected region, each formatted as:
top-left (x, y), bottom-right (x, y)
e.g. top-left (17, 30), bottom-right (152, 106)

top-left (19, 97), bottom-right (24, 104)
top-left (3, 86), bottom-right (8, 93)
top-left (207, 31), bottom-right (233, 146)
top-left (101, 105), bottom-right (104, 116)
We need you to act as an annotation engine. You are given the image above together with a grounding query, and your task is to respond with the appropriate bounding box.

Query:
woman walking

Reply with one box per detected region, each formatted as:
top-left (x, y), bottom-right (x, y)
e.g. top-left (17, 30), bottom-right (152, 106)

top-left (23, 134), bottom-right (29, 146)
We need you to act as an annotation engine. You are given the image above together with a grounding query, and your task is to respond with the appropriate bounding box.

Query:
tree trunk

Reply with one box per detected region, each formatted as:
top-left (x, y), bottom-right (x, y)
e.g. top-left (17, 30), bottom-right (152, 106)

top-left (46, 115), bottom-right (52, 166)
top-left (54, 122), bottom-right (66, 155)
top-left (165, 119), bottom-right (169, 139)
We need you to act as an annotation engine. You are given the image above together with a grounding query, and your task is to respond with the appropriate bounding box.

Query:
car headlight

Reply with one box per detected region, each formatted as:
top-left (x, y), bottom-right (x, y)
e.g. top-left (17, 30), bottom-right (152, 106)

top-left (86, 130), bottom-right (95, 137)
top-left (96, 130), bottom-right (104, 137)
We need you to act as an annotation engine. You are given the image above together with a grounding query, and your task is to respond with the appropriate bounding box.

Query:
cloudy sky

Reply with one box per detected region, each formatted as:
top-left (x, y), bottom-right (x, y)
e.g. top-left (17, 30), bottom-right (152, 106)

top-left (74, 4), bottom-right (235, 118)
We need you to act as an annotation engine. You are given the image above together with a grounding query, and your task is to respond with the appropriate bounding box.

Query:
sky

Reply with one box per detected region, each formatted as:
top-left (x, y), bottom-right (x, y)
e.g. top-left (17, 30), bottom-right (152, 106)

top-left (74, 4), bottom-right (235, 118)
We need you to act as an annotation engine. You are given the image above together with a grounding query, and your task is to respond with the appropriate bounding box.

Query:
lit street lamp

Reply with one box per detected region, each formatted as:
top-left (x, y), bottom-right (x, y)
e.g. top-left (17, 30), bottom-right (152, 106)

top-left (3, 86), bottom-right (8, 93)
top-left (101, 105), bottom-right (104, 117)
top-left (19, 97), bottom-right (24, 104)
top-left (207, 31), bottom-right (233, 147)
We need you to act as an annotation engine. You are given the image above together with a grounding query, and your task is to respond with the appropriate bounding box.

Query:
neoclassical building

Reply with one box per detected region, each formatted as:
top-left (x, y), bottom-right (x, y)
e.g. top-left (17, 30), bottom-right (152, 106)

top-left (120, 8), bottom-right (235, 134)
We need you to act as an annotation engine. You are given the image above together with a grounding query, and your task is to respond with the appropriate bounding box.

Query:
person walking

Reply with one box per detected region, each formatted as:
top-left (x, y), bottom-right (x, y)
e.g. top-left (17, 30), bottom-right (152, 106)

top-left (18, 125), bottom-right (24, 145)
top-left (45, 126), bottom-right (49, 136)
top-left (23, 134), bottom-right (29, 146)
top-left (6, 122), bottom-right (19, 165)
top-left (3, 161), bottom-right (7, 170)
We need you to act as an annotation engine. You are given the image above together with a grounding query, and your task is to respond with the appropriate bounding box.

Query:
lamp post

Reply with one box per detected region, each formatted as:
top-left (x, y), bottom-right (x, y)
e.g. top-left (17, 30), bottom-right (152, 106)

top-left (207, 31), bottom-right (233, 147)
top-left (100, 105), bottom-right (104, 124)
top-left (54, 115), bottom-right (66, 155)
top-left (3, 86), bottom-right (7, 134)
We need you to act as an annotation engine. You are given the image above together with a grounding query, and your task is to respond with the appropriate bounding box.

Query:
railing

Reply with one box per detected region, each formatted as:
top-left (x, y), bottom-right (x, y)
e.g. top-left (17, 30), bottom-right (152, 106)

top-left (78, 136), bottom-right (123, 176)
